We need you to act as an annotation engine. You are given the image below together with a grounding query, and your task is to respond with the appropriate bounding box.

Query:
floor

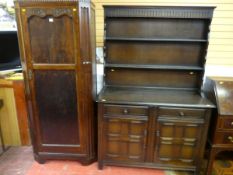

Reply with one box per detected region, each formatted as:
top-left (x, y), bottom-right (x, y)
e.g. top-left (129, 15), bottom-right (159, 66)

top-left (0, 147), bottom-right (34, 175)
top-left (0, 147), bottom-right (210, 175)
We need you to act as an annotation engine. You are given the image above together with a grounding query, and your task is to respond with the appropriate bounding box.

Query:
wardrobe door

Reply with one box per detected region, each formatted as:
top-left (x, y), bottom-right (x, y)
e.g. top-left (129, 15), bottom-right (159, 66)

top-left (20, 6), bottom-right (85, 154)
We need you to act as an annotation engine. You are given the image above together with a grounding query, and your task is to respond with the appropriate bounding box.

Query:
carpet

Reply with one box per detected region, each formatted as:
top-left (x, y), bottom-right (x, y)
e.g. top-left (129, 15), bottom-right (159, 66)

top-left (26, 160), bottom-right (228, 175)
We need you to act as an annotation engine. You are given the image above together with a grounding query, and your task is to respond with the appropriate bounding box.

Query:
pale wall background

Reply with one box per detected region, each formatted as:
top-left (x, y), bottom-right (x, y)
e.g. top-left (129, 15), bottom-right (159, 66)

top-left (93, 0), bottom-right (233, 71)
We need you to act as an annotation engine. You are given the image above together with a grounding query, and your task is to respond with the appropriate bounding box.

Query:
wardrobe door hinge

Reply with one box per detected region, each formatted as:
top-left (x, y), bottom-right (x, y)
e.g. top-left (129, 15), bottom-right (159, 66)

top-left (28, 70), bottom-right (33, 80)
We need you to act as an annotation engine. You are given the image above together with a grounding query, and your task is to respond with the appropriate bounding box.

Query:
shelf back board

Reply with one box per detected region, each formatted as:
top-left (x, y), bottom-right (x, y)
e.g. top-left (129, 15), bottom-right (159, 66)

top-left (106, 41), bottom-right (206, 66)
top-left (106, 18), bottom-right (210, 40)
top-left (105, 68), bottom-right (202, 89)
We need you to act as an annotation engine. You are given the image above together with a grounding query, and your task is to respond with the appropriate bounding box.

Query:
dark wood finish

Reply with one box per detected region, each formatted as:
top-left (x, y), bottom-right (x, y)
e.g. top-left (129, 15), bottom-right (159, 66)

top-left (155, 115), bottom-right (205, 167)
top-left (104, 104), bottom-right (148, 116)
top-left (15, 0), bottom-right (96, 164)
top-left (105, 64), bottom-right (204, 71)
top-left (106, 41), bottom-right (206, 67)
top-left (105, 68), bottom-right (202, 89)
top-left (98, 6), bottom-right (215, 174)
top-left (34, 70), bottom-right (79, 145)
top-left (98, 87), bottom-right (214, 108)
top-left (29, 16), bottom-right (75, 64)
top-left (103, 113), bottom-right (148, 162)
top-left (203, 77), bottom-right (233, 175)
top-left (104, 6), bottom-right (214, 19)
top-left (106, 18), bottom-right (209, 40)
top-left (13, 80), bottom-right (30, 145)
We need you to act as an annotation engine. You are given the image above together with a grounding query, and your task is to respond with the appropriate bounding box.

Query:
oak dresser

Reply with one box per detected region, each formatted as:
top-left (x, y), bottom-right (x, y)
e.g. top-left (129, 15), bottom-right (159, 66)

top-left (97, 6), bottom-right (215, 174)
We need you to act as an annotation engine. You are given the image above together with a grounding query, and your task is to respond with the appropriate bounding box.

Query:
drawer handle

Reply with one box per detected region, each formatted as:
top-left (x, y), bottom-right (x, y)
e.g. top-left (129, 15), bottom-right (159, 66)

top-left (228, 136), bottom-right (233, 143)
top-left (179, 112), bottom-right (185, 116)
top-left (231, 122), bottom-right (233, 126)
top-left (123, 109), bottom-right (129, 114)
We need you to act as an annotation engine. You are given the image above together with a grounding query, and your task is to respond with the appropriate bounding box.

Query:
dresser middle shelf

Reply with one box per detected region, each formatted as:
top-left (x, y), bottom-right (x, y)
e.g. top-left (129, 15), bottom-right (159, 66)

top-left (97, 86), bottom-right (214, 108)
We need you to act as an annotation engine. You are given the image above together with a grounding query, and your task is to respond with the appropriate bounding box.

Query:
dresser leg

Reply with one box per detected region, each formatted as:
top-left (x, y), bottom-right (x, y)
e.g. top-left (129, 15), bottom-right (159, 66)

top-left (98, 161), bottom-right (104, 170)
top-left (205, 148), bottom-right (217, 175)
top-left (34, 154), bottom-right (45, 164)
top-left (80, 158), bottom-right (96, 166)
top-left (194, 169), bottom-right (200, 175)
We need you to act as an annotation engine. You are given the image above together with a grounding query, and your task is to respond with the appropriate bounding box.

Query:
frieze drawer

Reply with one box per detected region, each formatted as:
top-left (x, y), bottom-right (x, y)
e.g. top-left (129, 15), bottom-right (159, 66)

top-left (214, 131), bottom-right (233, 144)
top-left (158, 107), bottom-right (206, 119)
top-left (221, 117), bottom-right (233, 130)
top-left (104, 105), bottom-right (148, 116)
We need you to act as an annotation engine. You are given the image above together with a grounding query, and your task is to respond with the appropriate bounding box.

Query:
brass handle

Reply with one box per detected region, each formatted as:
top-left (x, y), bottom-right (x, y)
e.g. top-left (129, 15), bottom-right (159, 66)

top-left (83, 61), bottom-right (91, 64)
top-left (28, 69), bottom-right (33, 80)
top-left (179, 111), bottom-right (185, 116)
top-left (123, 109), bottom-right (129, 114)
top-left (228, 136), bottom-right (233, 143)
top-left (231, 122), bottom-right (233, 126)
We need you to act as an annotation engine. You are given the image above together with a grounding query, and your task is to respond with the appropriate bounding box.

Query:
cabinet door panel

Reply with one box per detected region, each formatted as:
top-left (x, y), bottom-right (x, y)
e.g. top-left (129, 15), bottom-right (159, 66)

top-left (107, 119), bottom-right (121, 134)
top-left (104, 115), bottom-right (148, 162)
top-left (28, 15), bottom-right (75, 64)
top-left (34, 70), bottom-right (79, 145)
top-left (184, 125), bottom-right (199, 139)
top-left (181, 144), bottom-right (195, 160)
top-left (130, 120), bottom-right (147, 136)
top-left (155, 119), bottom-right (203, 166)
top-left (107, 139), bottom-right (120, 156)
top-left (159, 121), bottom-right (202, 140)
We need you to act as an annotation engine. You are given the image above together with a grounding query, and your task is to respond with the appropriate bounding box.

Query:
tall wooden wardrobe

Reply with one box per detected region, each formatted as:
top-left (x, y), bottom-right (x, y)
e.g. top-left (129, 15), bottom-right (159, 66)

top-left (15, 0), bottom-right (96, 164)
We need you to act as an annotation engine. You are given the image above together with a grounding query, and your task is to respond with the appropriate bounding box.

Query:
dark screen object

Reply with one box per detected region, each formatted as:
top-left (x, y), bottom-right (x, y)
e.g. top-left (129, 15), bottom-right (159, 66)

top-left (0, 31), bottom-right (21, 71)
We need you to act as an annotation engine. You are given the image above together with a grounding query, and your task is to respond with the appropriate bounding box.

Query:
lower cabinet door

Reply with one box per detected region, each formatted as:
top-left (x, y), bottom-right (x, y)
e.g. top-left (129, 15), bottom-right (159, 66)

top-left (103, 115), bottom-right (148, 163)
top-left (154, 117), bottom-right (204, 167)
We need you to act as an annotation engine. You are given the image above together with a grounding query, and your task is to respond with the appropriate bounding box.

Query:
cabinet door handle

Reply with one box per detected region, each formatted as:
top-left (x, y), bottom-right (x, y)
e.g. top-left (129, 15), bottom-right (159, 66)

top-left (129, 135), bottom-right (141, 139)
top-left (163, 123), bottom-right (174, 126)
top-left (180, 159), bottom-right (193, 163)
top-left (183, 138), bottom-right (196, 142)
top-left (161, 137), bottom-right (173, 141)
top-left (161, 141), bottom-right (172, 145)
top-left (228, 136), bottom-right (233, 143)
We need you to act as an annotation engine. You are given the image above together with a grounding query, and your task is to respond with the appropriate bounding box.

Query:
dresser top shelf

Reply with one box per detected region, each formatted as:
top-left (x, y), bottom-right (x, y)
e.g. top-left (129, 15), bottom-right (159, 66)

top-left (104, 6), bottom-right (215, 19)
top-left (98, 86), bottom-right (215, 108)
